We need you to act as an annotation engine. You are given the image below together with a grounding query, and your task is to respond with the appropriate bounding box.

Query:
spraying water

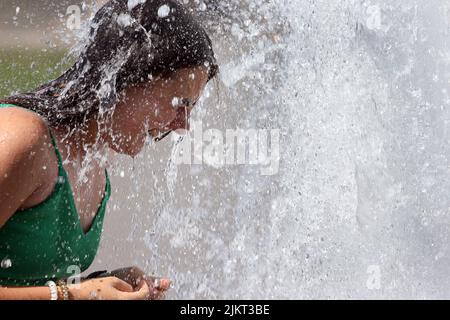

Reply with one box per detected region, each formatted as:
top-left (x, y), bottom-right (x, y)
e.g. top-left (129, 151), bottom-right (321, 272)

top-left (120, 0), bottom-right (449, 299)
top-left (1, 0), bottom-right (449, 299)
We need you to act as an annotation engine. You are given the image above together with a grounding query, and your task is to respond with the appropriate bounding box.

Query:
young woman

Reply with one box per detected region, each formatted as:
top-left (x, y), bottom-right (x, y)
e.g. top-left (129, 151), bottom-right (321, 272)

top-left (0, 0), bottom-right (218, 300)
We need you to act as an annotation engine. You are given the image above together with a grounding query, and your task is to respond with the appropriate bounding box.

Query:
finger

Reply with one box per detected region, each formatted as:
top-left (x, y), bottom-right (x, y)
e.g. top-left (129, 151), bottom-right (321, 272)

top-left (154, 291), bottom-right (167, 300)
top-left (140, 280), bottom-right (162, 300)
top-left (144, 280), bottom-right (160, 300)
top-left (152, 282), bottom-right (171, 300)
top-left (157, 278), bottom-right (172, 291)
top-left (121, 281), bottom-right (150, 300)
top-left (156, 291), bottom-right (167, 300)
top-left (112, 278), bottom-right (134, 292)
top-left (146, 277), bottom-right (172, 291)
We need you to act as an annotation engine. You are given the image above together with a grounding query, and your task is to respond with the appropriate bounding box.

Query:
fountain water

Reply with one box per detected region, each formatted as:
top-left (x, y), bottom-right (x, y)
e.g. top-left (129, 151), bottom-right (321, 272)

top-left (118, 0), bottom-right (449, 299)
top-left (2, 0), bottom-right (449, 299)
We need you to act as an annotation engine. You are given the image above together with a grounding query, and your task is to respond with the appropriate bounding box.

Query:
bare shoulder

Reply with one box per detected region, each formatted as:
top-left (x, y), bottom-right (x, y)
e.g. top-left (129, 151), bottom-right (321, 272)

top-left (0, 106), bottom-right (48, 134)
top-left (0, 107), bottom-right (52, 165)
top-left (0, 107), bottom-right (57, 227)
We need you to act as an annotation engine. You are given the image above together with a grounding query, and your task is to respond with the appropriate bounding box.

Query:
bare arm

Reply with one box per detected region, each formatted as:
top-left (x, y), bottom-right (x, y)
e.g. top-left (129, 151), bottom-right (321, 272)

top-left (0, 286), bottom-right (52, 300)
top-left (0, 108), bottom-right (55, 299)
top-left (0, 109), bottom-right (151, 300)
top-left (0, 278), bottom-right (150, 300)
top-left (0, 107), bottom-right (50, 228)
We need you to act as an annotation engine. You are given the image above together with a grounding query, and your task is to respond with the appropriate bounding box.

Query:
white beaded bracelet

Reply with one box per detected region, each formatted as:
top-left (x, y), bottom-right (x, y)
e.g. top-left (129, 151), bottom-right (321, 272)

top-left (45, 280), bottom-right (58, 300)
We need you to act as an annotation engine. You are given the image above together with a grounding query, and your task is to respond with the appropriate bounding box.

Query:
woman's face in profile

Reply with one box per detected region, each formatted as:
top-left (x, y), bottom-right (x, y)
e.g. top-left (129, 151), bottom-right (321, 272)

top-left (106, 66), bottom-right (209, 156)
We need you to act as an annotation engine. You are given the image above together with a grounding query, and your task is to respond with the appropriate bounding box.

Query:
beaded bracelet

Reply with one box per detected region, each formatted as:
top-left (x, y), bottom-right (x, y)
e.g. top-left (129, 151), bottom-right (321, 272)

top-left (57, 279), bottom-right (70, 300)
top-left (45, 280), bottom-right (58, 300)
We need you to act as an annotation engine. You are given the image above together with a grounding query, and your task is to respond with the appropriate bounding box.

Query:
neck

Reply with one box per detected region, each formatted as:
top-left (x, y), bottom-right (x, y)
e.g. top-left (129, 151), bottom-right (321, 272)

top-left (50, 117), bottom-right (108, 167)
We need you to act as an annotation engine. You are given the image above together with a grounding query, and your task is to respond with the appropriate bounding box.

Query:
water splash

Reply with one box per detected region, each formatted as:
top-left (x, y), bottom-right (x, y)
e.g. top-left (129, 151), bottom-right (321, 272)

top-left (0, 258), bottom-right (12, 269)
top-left (13, 0), bottom-right (443, 299)
top-left (115, 0), bottom-right (449, 299)
top-left (165, 135), bottom-right (186, 199)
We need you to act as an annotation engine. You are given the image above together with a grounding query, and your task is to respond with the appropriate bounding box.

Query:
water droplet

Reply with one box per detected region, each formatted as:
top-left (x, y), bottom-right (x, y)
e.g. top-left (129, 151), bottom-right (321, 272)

top-left (127, 0), bottom-right (146, 11)
top-left (171, 97), bottom-right (180, 108)
top-left (117, 13), bottom-right (133, 28)
top-left (1, 258), bottom-right (12, 269)
top-left (158, 4), bottom-right (170, 18)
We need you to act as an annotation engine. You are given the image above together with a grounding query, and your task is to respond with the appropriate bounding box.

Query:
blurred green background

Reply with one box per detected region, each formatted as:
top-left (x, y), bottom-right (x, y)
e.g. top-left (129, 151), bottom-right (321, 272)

top-left (0, 0), bottom-right (87, 98)
top-left (0, 49), bottom-right (71, 99)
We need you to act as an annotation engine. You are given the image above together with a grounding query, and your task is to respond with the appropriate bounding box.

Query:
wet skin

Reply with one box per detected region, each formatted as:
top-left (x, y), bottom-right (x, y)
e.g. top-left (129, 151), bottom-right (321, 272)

top-left (105, 66), bottom-right (209, 156)
top-left (0, 66), bottom-right (209, 299)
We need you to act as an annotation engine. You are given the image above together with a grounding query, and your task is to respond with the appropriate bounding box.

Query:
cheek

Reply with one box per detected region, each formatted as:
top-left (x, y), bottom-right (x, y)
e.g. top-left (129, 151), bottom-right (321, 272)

top-left (113, 109), bottom-right (137, 132)
top-left (109, 104), bottom-right (146, 141)
top-left (151, 105), bottom-right (178, 126)
top-left (168, 108), bottom-right (190, 130)
top-left (107, 110), bottom-right (147, 155)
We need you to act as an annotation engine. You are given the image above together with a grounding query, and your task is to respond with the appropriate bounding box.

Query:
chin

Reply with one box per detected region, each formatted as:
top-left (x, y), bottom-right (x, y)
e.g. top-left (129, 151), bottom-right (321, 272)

top-left (107, 130), bottom-right (146, 157)
top-left (109, 141), bottom-right (144, 157)
top-left (124, 143), bottom-right (145, 157)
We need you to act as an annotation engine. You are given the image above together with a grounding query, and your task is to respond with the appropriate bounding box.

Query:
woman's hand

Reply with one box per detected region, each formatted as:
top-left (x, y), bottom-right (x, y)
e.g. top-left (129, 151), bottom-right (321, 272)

top-left (68, 276), bottom-right (150, 300)
top-left (107, 266), bottom-right (171, 300)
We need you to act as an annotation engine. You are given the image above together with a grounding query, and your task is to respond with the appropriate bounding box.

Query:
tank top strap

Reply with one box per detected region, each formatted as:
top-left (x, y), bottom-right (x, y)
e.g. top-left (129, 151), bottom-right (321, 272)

top-left (0, 103), bottom-right (108, 185)
top-left (46, 127), bottom-right (65, 167)
top-left (0, 104), bottom-right (64, 166)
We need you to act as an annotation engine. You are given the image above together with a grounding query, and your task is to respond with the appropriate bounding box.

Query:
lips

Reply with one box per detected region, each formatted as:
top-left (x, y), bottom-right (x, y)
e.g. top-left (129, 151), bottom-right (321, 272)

top-left (148, 128), bottom-right (158, 136)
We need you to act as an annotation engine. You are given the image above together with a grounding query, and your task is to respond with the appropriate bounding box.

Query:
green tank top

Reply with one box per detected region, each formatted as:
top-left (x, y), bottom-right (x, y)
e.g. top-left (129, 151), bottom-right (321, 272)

top-left (0, 104), bottom-right (111, 287)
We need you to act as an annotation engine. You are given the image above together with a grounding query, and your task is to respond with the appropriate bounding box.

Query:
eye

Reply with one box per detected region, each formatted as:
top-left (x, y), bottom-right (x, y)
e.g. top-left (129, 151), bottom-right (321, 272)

top-left (181, 98), bottom-right (193, 107)
top-left (171, 97), bottom-right (192, 109)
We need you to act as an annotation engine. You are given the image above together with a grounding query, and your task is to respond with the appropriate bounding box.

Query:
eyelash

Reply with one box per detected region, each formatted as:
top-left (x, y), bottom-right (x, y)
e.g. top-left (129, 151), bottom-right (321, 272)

top-left (180, 98), bottom-right (193, 108)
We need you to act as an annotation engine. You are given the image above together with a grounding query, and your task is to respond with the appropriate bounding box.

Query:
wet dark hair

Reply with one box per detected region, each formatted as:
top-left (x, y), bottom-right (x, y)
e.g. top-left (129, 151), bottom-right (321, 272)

top-left (1, 0), bottom-right (218, 126)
